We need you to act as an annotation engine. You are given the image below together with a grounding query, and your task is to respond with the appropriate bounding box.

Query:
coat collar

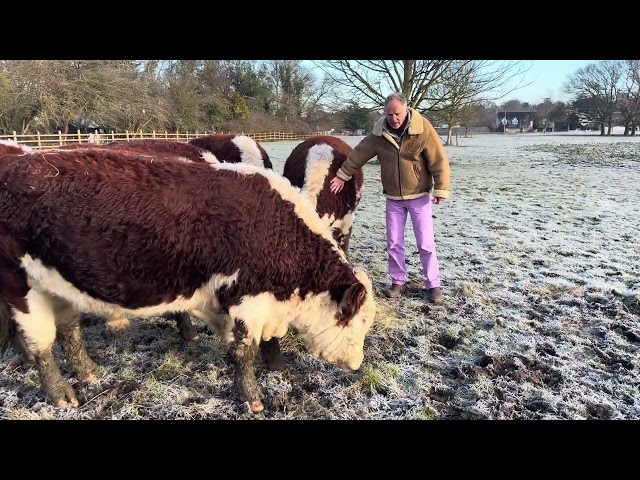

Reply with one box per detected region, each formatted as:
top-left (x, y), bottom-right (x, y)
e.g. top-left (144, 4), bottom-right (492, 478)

top-left (372, 107), bottom-right (424, 136)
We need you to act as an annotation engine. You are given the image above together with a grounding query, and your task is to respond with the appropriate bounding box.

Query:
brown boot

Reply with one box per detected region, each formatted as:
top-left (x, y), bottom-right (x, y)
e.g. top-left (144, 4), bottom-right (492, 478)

top-left (427, 287), bottom-right (444, 303)
top-left (384, 283), bottom-right (404, 298)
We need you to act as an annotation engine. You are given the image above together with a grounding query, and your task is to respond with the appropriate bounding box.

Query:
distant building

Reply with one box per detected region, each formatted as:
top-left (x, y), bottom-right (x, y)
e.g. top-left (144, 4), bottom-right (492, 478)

top-left (497, 111), bottom-right (536, 133)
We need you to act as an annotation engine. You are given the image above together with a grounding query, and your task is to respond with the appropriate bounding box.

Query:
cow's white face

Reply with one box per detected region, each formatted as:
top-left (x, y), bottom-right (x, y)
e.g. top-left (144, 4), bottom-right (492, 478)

top-left (295, 267), bottom-right (376, 370)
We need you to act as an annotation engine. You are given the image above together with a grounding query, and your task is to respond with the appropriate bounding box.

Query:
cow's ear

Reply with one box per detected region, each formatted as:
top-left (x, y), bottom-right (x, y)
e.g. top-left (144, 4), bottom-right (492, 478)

top-left (336, 282), bottom-right (367, 326)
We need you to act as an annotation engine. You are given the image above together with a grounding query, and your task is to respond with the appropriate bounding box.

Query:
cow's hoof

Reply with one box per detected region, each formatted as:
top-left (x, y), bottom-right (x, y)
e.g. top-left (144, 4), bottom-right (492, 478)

top-left (176, 314), bottom-right (199, 341)
top-left (48, 381), bottom-right (79, 407)
top-left (105, 318), bottom-right (130, 336)
top-left (264, 356), bottom-right (287, 371)
top-left (81, 373), bottom-right (99, 383)
top-left (180, 330), bottom-right (200, 342)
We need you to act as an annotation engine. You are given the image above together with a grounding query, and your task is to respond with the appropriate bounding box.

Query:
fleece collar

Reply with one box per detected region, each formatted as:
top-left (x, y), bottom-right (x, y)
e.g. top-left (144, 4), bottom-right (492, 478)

top-left (372, 107), bottom-right (424, 136)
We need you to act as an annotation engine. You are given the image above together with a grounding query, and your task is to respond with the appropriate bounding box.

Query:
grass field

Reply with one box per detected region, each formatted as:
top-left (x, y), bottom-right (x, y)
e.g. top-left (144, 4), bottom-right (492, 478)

top-left (1, 132), bottom-right (639, 419)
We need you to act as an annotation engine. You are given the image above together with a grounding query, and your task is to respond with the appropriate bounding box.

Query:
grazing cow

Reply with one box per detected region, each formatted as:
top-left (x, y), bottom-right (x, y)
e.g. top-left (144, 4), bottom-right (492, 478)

top-left (0, 139), bottom-right (33, 155)
top-left (0, 149), bottom-right (376, 413)
top-left (282, 135), bottom-right (364, 260)
top-left (189, 133), bottom-right (272, 169)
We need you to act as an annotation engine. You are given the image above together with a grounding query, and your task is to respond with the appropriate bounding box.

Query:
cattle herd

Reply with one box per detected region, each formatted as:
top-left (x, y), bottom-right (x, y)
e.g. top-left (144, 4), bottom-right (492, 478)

top-left (0, 134), bottom-right (374, 413)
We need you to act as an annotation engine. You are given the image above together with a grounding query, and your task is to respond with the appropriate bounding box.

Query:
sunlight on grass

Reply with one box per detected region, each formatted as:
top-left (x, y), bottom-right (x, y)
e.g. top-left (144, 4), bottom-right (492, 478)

top-left (153, 352), bottom-right (184, 381)
top-left (370, 301), bottom-right (399, 334)
top-left (360, 363), bottom-right (401, 394)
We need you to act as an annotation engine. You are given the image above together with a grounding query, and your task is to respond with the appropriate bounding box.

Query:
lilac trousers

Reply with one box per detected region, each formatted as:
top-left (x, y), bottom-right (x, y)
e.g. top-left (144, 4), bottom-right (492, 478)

top-left (386, 195), bottom-right (440, 288)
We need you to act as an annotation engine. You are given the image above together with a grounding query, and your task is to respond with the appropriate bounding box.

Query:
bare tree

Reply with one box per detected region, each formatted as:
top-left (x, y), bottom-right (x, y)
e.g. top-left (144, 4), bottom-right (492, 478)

top-left (618, 60), bottom-right (640, 136)
top-left (458, 102), bottom-right (488, 137)
top-left (0, 61), bottom-right (40, 134)
top-left (310, 60), bottom-right (458, 111)
top-left (430, 61), bottom-right (530, 144)
top-left (2, 60), bottom-right (86, 134)
top-left (263, 60), bottom-right (312, 120)
top-left (565, 60), bottom-right (625, 135)
top-left (535, 98), bottom-right (555, 132)
top-left (0, 60), bottom-right (170, 135)
top-left (311, 60), bottom-right (530, 144)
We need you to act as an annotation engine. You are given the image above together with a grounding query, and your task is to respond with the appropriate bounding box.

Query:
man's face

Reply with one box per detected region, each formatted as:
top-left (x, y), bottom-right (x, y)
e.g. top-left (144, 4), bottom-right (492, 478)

top-left (384, 100), bottom-right (408, 130)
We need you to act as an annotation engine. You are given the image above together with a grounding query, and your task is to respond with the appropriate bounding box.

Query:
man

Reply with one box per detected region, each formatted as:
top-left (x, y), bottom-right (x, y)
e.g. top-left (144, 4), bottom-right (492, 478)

top-left (329, 92), bottom-right (450, 303)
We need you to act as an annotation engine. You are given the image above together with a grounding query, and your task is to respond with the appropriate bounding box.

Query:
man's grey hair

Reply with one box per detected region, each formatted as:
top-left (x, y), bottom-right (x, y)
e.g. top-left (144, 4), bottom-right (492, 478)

top-left (384, 92), bottom-right (408, 107)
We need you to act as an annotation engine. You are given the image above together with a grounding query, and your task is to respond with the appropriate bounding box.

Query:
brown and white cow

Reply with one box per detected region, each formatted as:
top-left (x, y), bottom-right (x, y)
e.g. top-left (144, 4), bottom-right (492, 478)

top-left (0, 148), bottom-right (376, 413)
top-left (42, 140), bottom-right (221, 341)
top-left (0, 139), bottom-right (33, 155)
top-left (189, 133), bottom-right (272, 169)
top-left (282, 135), bottom-right (364, 260)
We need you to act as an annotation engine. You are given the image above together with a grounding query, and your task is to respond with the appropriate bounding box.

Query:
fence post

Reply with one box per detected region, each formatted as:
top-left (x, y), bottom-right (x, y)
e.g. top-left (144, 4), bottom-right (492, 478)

top-left (139, 130), bottom-right (143, 139)
top-left (37, 131), bottom-right (41, 148)
top-left (125, 130), bottom-right (129, 142)
top-left (152, 130), bottom-right (156, 139)
top-left (13, 130), bottom-right (17, 143)
top-left (111, 131), bottom-right (115, 142)
top-left (58, 130), bottom-right (63, 146)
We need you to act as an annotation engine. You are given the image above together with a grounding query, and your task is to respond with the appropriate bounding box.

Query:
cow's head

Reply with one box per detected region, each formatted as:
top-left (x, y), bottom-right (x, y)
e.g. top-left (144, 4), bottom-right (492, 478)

top-left (295, 267), bottom-right (376, 371)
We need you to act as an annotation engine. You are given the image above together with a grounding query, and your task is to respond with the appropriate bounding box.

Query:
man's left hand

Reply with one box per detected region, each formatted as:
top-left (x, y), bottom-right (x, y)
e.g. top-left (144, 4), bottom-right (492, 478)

top-left (432, 196), bottom-right (445, 205)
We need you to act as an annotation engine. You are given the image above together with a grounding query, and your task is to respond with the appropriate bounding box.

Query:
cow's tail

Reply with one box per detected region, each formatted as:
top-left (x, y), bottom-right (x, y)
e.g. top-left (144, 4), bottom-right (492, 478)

top-left (0, 298), bottom-right (16, 355)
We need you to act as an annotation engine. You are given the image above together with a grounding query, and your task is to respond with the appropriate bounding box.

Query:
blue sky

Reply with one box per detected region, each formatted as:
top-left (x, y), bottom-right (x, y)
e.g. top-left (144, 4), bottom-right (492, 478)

top-left (502, 60), bottom-right (596, 104)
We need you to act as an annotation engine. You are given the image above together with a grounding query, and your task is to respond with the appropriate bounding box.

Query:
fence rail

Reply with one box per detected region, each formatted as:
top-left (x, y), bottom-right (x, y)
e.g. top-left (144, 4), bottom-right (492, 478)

top-left (0, 130), bottom-right (333, 150)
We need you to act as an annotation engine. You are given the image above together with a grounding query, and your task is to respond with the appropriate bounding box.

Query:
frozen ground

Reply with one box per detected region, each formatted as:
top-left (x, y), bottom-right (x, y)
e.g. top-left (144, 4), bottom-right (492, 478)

top-left (1, 131), bottom-right (639, 419)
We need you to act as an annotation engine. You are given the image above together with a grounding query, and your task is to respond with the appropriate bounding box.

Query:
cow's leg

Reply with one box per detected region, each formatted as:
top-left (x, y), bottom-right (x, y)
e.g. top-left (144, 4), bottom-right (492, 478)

top-left (104, 315), bottom-right (131, 336)
top-left (231, 318), bottom-right (263, 413)
top-left (10, 330), bottom-right (35, 364)
top-left (260, 337), bottom-right (285, 371)
top-left (165, 311), bottom-right (199, 341)
top-left (1, 299), bottom-right (34, 363)
top-left (55, 300), bottom-right (98, 383)
top-left (14, 289), bottom-right (78, 407)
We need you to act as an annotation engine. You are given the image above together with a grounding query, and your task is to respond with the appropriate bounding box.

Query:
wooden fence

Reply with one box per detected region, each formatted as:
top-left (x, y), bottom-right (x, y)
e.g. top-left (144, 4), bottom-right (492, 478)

top-left (0, 130), bottom-right (333, 150)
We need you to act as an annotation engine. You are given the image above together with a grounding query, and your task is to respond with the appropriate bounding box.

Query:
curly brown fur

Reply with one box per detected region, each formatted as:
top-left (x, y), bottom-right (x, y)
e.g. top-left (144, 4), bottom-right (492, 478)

top-left (0, 148), bottom-right (359, 313)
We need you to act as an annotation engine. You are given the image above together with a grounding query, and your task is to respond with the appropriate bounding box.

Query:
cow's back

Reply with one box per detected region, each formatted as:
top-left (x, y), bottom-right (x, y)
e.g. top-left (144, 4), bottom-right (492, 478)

top-left (0, 150), bottom-right (349, 309)
top-left (105, 139), bottom-right (216, 163)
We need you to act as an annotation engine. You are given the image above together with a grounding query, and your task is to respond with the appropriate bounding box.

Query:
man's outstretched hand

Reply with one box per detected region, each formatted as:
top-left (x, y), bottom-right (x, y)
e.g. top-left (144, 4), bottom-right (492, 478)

top-left (330, 176), bottom-right (345, 194)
